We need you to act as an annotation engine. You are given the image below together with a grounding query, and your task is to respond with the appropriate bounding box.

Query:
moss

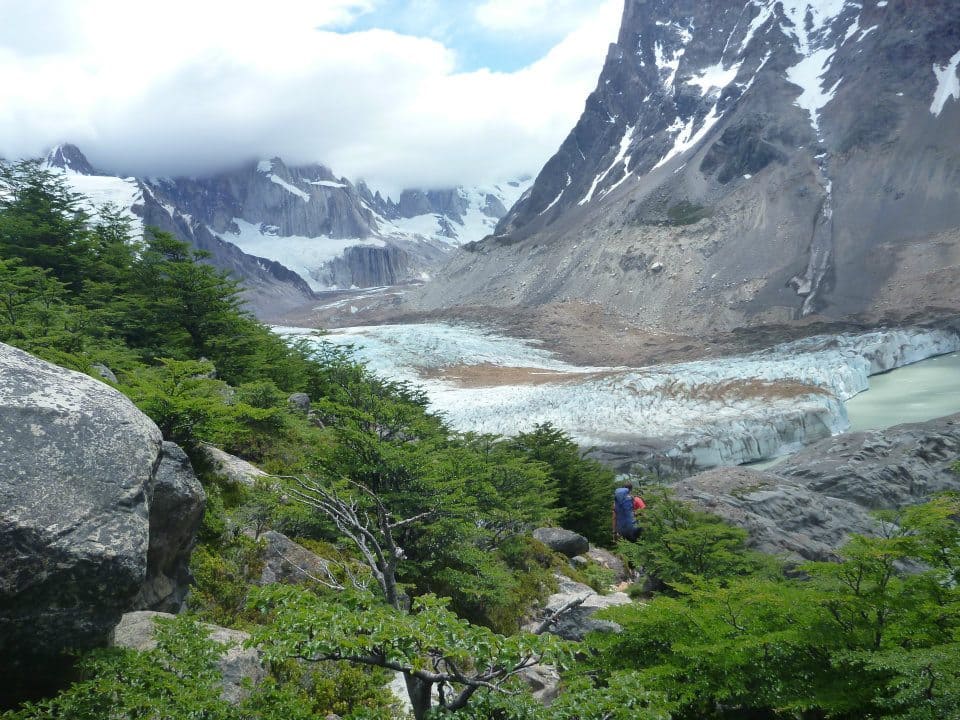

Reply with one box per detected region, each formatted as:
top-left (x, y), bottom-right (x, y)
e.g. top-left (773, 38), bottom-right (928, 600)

top-left (666, 201), bottom-right (712, 226)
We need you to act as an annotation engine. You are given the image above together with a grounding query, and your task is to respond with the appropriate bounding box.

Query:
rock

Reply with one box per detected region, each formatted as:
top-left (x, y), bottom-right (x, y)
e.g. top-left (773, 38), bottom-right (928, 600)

top-left (585, 546), bottom-right (629, 582)
top-left (255, 530), bottom-right (335, 587)
top-left (288, 392), bottom-right (311, 414)
top-left (0, 343), bottom-right (161, 702)
top-left (134, 442), bottom-right (206, 612)
top-left (112, 611), bottom-right (266, 704)
top-left (201, 444), bottom-right (268, 487)
top-left (674, 414), bottom-right (960, 561)
top-left (90, 362), bottom-right (118, 383)
top-left (570, 555), bottom-right (589, 569)
top-left (533, 527), bottom-right (589, 558)
top-left (519, 664), bottom-right (561, 705)
top-left (525, 574), bottom-right (632, 641)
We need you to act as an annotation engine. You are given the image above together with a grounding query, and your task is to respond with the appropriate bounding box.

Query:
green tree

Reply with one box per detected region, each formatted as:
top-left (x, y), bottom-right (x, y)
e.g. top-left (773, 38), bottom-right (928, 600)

top-left (511, 423), bottom-right (615, 544)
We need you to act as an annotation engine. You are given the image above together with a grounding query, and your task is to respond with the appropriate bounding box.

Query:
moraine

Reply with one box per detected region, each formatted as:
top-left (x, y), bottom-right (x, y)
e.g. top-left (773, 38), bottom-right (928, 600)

top-left (279, 324), bottom-right (960, 473)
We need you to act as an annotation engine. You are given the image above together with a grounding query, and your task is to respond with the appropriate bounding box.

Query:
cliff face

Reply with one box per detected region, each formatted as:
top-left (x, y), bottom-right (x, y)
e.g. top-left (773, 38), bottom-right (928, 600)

top-left (413, 0), bottom-right (960, 332)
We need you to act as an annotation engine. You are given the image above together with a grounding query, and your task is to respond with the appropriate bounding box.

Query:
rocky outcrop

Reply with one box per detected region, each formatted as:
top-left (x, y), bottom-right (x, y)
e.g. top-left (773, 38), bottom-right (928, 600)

top-left (0, 343), bottom-right (204, 704)
top-left (254, 530), bottom-right (335, 587)
top-left (584, 547), bottom-right (629, 583)
top-left (525, 575), bottom-right (632, 641)
top-left (200, 444), bottom-right (268, 487)
top-left (412, 0), bottom-right (960, 333)
top-left (533, 528), bottom-right (590, 558)
top-left (673, 413), bottom-right (960, 560)
top-left (112, 611), bottom-right (266, 704)
top-left (134, 443), bottom-right (206, 612)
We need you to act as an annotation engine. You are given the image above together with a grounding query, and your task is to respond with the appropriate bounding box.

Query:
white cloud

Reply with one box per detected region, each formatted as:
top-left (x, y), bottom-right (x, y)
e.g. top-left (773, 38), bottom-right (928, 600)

top-left (474, 0), bottom-right (611, 34)
top-left (0, 0), bottom-right (621, 193)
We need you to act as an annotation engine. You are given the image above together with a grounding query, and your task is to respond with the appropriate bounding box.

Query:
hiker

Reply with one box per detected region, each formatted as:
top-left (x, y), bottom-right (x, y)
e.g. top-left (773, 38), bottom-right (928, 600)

top-left (613, 480), bottom-right (642, 541)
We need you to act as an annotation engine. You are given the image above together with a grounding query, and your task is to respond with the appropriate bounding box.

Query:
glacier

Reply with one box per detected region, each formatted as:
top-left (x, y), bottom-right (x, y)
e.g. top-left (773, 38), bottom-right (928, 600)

top-left (279, 324), bottom-right (960, 472)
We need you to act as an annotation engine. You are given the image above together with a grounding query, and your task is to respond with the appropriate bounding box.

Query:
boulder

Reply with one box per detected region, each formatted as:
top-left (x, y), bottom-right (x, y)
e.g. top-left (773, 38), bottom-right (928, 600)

top-left (134, 442), bottom-right (206, 612)
top-left (525, 574), bottom-right (632, 641)
top-left (288, 392), bottom-right (311, 413)
top-left (519, 664), bottom-right (561, 705)
top-left (585, 546), bottom-right (629, 582)
top-left (674, 414), bottom-right (960, 561)
top-left (112, 611), bottom-right (266, 704)
top-left (255, 530), bottom-right (335, 587)
top-left (90, 362), bottom-right (118, 383)
top-left (0, 343), bottom-right (203, 705)
top-left (200, 444), bottom-right (268, 487)
top-left (533, 527), bottom-right (589, 558)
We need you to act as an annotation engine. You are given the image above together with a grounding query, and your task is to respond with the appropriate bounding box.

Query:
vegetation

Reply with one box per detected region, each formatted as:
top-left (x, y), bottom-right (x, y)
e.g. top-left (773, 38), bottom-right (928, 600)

top-left (2, 162), bottom-right (959, 719)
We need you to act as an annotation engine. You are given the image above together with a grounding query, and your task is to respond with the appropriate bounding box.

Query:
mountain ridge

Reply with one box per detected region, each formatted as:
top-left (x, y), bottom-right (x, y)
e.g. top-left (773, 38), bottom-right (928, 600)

top-left (42, 144), bottom-right (530, 317)
top-left (410, 0), bottom-right (960, 334)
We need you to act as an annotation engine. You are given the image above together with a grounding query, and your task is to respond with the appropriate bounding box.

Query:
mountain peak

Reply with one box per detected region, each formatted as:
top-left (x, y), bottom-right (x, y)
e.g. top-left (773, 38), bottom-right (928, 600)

top-left (44, 144), bottom-right (97, 175)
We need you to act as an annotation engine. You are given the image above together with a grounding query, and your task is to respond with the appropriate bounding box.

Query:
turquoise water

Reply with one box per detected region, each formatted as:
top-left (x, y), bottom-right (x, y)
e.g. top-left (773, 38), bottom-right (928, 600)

top-left (750, 351), bottom-right (960, 470)
top-left (846, 352), bottom-right (960, 431)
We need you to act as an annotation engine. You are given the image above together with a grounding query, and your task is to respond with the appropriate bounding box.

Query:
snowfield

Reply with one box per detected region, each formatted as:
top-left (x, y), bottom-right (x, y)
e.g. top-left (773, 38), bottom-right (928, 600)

top-left (278, 324), bottom-right (960, 470)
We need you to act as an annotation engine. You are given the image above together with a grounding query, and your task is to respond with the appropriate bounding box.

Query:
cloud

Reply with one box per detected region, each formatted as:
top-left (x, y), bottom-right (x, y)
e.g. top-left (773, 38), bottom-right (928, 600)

top-left (0, 0), bottom-right (621, 194)
top-left (474, 0), bottom-right (609, 34)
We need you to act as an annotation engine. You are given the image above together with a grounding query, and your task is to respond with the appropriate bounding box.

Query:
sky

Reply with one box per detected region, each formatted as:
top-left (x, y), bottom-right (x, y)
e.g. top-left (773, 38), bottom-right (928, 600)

top-left (0, 0), bottom-right (622, 194)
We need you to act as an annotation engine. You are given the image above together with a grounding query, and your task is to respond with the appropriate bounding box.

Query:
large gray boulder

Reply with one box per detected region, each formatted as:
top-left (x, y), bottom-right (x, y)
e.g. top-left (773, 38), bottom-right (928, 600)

top-left (112, 611), bottom-right (266, 704)
top-left (674, 414), bottom-right (960, 561)
top-left (255, 530), bottom-right (335, 587)
top-left (0, 343), bottom-right (204, 703)
top-left (134, 442), bottom-right (206, 612)
top-left (533, 527), bottom-right (590, 558)
top-left (200, 443), bottom-right (268, 487)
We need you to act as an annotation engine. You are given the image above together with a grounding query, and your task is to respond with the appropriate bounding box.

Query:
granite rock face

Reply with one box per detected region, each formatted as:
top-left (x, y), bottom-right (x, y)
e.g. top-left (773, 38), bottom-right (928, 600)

top-left (0, 343), bottom-right (203, 704)
top-left (134, 442), bottom-right (206, 613)
top-left (673, 413), bottom-right (960, 561)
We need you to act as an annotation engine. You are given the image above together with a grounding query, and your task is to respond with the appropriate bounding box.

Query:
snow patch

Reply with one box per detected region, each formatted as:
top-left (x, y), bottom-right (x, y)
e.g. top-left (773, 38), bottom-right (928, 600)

top-left (214, 218), bottom-right (384, 291)
top-left (685, 61), bottom-right (742, 96)
top-left (53, 169), bottom-right (144, 235)
top-left (930, 49), bottom-right (960, 117)
top-left (779, 0), bottom-right (860, 134)
top-left (580, 126), bottom-right (635, 205)
top-left (266, 174), bottom-right (311, 202)
top-left (310, 180), bottom-right (347, 189)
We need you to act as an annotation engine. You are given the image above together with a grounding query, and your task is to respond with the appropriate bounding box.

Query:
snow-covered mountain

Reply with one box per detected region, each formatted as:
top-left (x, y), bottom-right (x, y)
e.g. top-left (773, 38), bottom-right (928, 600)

top-left (42, 145), bottom-right (530, 317)
top-left (413, 0), bottom-right (960, 333)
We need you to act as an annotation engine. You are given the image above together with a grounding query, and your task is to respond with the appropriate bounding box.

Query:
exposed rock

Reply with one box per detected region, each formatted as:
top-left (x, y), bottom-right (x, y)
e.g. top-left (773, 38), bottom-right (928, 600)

top-left (112, 611), bottom-right (266, 704)
top-left (526, 575), bottom-right (632, 641)
top-left (585, 546), bottom-right (629, 583)
top-left (533, 527), bottom-right (589, 558)
top-left (288, 392), bottom-right (311, 414)
top-left (90, 362), bottom-right (118, 383)
top-left (411, 0), bottom-right (960, 333)
top-left (255, 530), bottom-right (334, 587)
top-left (134, 442), bottom-right (206, 612)
top-left (674, 414), bottom-right (960, 561)
top-left (519, 664), bottom-right (561, 705)
top-left (0, 343), bottom-right (161, 702)
top-left (200, 444), bottom-right (268, 487)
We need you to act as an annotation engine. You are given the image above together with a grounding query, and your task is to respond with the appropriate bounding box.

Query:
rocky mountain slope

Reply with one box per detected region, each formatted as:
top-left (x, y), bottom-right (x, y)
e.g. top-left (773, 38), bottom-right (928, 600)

top-left (413, 0), bottom-right (960, 333)
top-left (43, 145), bottom-right (528, 317)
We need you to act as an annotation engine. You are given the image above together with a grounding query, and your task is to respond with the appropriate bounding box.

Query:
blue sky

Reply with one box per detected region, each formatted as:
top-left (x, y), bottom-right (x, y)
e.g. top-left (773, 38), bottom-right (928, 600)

top-left (342, 1), bottom-right (601, 72)
top-left (0, 0), bottom-right (622, 191)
